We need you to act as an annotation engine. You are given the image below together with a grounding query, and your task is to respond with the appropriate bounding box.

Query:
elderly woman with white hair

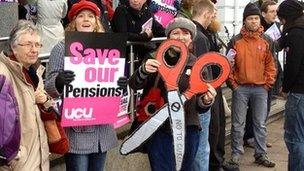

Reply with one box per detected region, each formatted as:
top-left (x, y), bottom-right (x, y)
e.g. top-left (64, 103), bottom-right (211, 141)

top-left (0, 20), bottom-right (52, 171)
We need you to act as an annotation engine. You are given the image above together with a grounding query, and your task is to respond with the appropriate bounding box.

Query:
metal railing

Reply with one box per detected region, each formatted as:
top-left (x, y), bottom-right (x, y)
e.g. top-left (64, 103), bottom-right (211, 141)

top-left (1, 36), bottom-right (229, 125)
top-left (126, 37), bottom-right (167, 121)
top-left (0, 37), bottom-right (9, 42)
top-left (0, 37), bottom-right (168, 124)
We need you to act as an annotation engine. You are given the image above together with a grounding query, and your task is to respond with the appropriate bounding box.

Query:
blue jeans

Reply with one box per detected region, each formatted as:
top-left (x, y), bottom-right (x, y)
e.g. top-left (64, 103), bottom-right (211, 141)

top-left (65, 151), bottom-right (107, 171)
top-left (192, 110), bottom-right (211, 171)
top-left (146, 127), bottom-right (200, 171)
top-left (284, 93), bottom-right (304, 171)
top-left (231, 85), bottom-right (268, 157)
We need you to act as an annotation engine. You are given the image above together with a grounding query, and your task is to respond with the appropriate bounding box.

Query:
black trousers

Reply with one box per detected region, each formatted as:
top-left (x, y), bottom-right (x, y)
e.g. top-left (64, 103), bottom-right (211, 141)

top-left (209, 88), bottom-right (226, 171)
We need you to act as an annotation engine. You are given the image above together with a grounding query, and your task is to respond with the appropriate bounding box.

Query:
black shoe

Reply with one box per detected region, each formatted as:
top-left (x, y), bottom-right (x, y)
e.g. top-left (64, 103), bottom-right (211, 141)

top-left (222, 161), bottom-right (240, 171)
top-left (254, 154), bottom-right (276, 168)
top-left (209, 166), bottom-right (225, 171)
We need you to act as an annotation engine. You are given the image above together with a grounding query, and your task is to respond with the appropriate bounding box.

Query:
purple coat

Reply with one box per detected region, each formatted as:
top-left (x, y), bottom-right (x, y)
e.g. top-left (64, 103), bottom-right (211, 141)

top-left (0, 74), bottom-right (20, 165)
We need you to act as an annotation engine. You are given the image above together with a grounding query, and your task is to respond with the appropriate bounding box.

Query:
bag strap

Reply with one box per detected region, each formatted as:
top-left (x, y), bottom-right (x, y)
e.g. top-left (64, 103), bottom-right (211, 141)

top-left (153, 74), bottom-right (161, 88)
top-left (0, 76), bottom-right (5, 93)
top-left (0, 148), bottom-right (6, 160)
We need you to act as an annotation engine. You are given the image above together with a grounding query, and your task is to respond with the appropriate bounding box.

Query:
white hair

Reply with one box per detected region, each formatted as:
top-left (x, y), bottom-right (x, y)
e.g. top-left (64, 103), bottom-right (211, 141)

top-left (8, 20), bottom-right (39, 48)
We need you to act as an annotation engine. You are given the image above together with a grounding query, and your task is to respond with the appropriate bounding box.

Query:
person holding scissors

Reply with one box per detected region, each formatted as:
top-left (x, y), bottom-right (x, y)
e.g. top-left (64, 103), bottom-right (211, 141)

top-left (128, 17), bottom-right (217, 171)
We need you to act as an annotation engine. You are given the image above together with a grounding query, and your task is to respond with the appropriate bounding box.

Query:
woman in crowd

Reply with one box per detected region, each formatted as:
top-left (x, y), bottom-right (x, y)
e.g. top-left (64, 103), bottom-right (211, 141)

top-left (45, 1), bottom-right (118, 171)
top-left (128, 17), bottom-right (217, 170)
top-left (0, 20), bottom-right (51, 171)
top-left (111, 0), bottom-right (165, 63)
top-left (112, 0), bottom-right (164, 41)
top-left (63, 0), bottom-right (112, 31)
top-left (35, 0), bottom-right (67, 54)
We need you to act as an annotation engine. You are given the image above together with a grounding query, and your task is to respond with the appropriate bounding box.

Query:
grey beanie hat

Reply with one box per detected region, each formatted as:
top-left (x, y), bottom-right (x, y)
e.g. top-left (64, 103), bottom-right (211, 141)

top-left (165, 17), bottom-right (197, 39)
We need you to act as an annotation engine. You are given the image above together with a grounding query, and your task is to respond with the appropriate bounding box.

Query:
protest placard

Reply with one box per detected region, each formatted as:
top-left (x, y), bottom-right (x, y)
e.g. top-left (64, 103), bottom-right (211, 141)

top-left (151, 0), bottom-right (180, 27)
top-left (61, 32), bottom-right (128, 127)
top-left (265, 23), bottom-right (281, 41)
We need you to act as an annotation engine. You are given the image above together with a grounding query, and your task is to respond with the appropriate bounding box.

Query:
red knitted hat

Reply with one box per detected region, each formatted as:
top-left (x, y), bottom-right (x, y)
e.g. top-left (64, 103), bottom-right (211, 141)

top-left (68, 0), bottom-right (101, 21)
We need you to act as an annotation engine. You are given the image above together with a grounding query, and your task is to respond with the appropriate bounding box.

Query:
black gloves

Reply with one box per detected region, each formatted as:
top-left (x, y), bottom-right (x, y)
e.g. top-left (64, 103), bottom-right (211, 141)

top-left (55, 70), bottom-right (75, 93)
top-left (117, 76), bottom-right (128, 90)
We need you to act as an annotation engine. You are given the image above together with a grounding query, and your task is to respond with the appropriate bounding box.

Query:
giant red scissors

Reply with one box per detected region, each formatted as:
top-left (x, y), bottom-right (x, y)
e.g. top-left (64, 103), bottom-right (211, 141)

top-left (120, 39), bottom-right (231, 171)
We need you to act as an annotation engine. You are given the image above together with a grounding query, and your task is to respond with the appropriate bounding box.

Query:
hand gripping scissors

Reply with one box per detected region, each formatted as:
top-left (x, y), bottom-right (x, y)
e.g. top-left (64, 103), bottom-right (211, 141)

top-left (120, 39), bottom-right (231, 171)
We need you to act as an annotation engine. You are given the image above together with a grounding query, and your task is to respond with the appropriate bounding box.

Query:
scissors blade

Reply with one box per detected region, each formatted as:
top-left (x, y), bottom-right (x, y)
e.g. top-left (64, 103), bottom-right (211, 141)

top-left (167, 91), bottom-right (186, 171)
top-left (180, 94), bottom-right (187, 104)
top-left (120, 105), bottom-right (169, 155)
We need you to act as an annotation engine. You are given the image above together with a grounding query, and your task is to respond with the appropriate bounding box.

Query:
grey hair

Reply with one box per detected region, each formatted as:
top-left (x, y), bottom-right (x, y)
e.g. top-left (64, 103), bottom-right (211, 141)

top-left (8, 20), bottom-right (39, 49)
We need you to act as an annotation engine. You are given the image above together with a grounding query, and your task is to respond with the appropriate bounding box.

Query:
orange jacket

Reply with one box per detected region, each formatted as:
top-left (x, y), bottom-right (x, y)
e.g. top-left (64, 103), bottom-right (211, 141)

top-left (227, 26), bottom-right (277, 90)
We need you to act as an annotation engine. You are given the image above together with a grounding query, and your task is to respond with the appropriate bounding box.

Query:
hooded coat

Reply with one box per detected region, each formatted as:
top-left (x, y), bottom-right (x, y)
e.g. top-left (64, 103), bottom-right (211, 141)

top-left (227, 26), bottom-right (277, 90)
top-left (280, 15), bottom-right (304, 93)
top-left (35, 0), bottom-right (67, 54)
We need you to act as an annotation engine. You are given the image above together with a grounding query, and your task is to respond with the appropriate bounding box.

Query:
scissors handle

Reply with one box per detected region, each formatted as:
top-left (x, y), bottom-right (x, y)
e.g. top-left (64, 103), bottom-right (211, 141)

top-left (120, 105), bottom-right (169, 155)
top-left (183, 52), bottom-right (231, 99)
top-left (155, 39), bottom-right (188, 91)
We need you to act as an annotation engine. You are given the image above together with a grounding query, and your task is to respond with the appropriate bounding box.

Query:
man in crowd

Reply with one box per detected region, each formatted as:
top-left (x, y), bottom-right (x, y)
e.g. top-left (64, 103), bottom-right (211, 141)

top-left (227, 2), bottom-right (276, 168)
top-left (261, 0), bottom-right (283, 96)
top-left (243, 0), bottom-right (281, 149)
top-left (277, 0), bottom-right (304, 170)
top-left (191, 1), bottom-right (215, 170)
top-left (261, 0), bottom-right (278, 30)
top-left (192, 1), bottom-right (238, 170)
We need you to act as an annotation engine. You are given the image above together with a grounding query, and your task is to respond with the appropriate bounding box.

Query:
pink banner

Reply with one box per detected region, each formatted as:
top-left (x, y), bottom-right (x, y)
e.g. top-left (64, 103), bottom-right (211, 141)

top-left (151, 0), bottom-right (179, 27)
top-left (61, 97), bottom-right (120, 127)
top-left (114, 115), bottom-right (131, 129)
top-left (154, 11), bottom-right (175, 28)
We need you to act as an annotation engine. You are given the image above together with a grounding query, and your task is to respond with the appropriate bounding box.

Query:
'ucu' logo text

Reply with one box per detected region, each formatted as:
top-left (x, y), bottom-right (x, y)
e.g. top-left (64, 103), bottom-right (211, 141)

top-left (64, 108), bottom-right (93, 119)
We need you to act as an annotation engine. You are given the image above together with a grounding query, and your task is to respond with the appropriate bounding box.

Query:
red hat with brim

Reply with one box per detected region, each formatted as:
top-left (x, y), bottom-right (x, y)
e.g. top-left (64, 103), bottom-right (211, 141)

top-left (68, 0), bottom-right (101, 21)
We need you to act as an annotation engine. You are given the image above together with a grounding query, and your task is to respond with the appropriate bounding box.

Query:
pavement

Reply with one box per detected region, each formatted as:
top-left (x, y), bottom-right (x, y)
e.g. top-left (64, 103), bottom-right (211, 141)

top-left (51, 117), bottom-right (288, 171)
top-left (224, 117), bottom-right (288, 171)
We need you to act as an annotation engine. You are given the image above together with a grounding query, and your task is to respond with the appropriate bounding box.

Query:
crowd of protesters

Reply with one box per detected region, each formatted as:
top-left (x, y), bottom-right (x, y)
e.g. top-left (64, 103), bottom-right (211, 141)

top-left (0, 0), bottom-right (304, 171)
